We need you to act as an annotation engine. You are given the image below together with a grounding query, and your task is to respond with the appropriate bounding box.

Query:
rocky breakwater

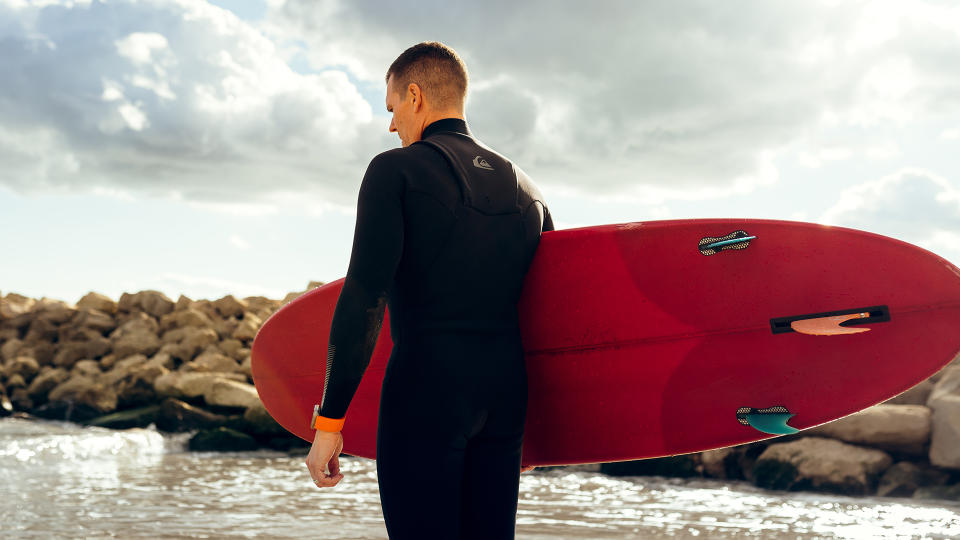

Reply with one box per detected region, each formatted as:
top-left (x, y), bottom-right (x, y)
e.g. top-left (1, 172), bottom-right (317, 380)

top-left (0, 286), bottom-right (323, 452)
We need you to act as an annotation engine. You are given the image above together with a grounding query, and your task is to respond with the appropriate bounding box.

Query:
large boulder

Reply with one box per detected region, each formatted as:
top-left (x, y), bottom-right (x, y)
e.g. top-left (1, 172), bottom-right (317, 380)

top-left (153, 371), bottom-right (246, 400)
top-left (23, 317), bottom-right (58, 345)
top-left (68, 308), bottom-right (117, 335)
top-left (5, 356), bottom-right (40, 380)
top-left (87, 405), bottom-right (161, 429)
top-left (213, 295), bottom-right (248, 319)
top-left (242, 401), bottom-right (286, 436)
top-left (804, 404), bottom-right (931, 456)
top-left (876, 461), bottom-right (950, 497)
top-left (0, 338), bottom-right (24, 362)
top-left (118, 290), bottom-right (174, 318)
top-left (156, 397), bottom-right (233, 432)
top-left (76, 292), bottom-right (117, 315)
top-left (159, 308), bottom-right (215, 332)
top-left (204, 379), bottom-right (260, 409)
top-left (753, 437), bottom-right (892, 496)
top-left (929, 395), bottom-right (960, 469)
top-left (181, 351), bottom-right (239, 373)
top-left (231, 312), bottom-right (262, 342)
top-left (0, 292), bottom-right (36, 320)
top-left (188, 427), bottom-right (257, 451)
top-left (32, 298), bottom-right (76, 326)
top-left (53, 328), bottom-right (111, 367)
top-left (109, 313), bottom-right (161, 358)
top-left (26, 367), bottom-right (70, 402)
top-left (161, 327), bottom-right (219, 362)
top-left (47, 374), bottom-right (118, 415)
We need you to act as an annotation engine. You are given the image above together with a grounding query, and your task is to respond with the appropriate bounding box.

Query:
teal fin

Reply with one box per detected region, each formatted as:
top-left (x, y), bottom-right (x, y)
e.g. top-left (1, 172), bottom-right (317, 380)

top-left (745, 412), bottom-right (798, 435)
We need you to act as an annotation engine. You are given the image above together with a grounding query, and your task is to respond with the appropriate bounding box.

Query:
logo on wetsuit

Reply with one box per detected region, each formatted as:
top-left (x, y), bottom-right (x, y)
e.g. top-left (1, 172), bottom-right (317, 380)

top-left (472, 155), bottom-right (494, 170)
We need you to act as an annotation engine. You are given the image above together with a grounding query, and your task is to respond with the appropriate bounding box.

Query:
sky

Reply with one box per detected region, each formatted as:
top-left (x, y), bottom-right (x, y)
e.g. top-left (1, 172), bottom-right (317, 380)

top-left (1, 0), bottom-right (959, 304)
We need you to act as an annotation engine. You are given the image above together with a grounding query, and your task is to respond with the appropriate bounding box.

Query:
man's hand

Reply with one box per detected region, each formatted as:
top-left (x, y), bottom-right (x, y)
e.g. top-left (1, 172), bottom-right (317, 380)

top-left (305, 429), bottom-right (344, 488)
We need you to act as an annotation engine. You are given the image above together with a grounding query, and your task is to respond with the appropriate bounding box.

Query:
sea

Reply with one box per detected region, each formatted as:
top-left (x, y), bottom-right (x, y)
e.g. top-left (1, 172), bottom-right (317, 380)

top-left (2, 416), bottom-right (959, 539)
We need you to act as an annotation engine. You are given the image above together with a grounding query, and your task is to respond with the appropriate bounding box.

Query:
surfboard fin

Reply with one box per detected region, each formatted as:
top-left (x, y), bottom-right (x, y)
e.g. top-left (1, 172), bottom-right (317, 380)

top-left (789, 312), bottom-right (871, 336)
top-left (737, 406), bottom-right (799, 435)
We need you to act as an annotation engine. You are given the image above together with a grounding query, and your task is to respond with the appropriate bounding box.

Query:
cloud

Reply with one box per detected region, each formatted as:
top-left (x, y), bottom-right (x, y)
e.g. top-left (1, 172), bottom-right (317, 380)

top-left (820, 169), bottom-right (960, 256)
top-left (0, 0), bottom-right (393, 208)
top-left (266, 0), bottom-right (960, 198)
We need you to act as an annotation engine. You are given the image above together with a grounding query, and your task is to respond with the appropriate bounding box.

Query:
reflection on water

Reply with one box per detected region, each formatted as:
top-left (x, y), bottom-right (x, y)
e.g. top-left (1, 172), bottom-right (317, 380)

top-left (2, 417), bottom-right (959, 539)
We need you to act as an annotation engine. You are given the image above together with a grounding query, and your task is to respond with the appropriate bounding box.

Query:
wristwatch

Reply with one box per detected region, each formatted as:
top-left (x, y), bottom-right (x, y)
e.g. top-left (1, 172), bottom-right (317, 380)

top-left (310, 404), bottom-right (345, 432)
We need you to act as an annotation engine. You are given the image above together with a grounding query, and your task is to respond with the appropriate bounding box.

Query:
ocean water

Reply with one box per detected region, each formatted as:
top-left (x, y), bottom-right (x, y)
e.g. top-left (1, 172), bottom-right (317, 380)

top-left (2, 416), bottom-right (959, 539)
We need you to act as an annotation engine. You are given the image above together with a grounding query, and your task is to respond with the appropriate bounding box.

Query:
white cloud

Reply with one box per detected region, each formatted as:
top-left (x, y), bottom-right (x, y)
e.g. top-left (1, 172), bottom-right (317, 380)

top-left (263, 0), bottom-right (960, 201)
top-left (0, 0), bottom-right (392, 207)
top-left (228, 234), bottom-right (251, 250)
top-left (820, 169), bottom-right (960, 262)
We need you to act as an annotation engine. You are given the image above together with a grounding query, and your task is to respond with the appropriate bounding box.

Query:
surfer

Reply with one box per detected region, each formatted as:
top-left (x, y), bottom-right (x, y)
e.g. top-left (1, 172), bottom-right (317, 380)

top-left (304, 41), bottom-right (553, 539)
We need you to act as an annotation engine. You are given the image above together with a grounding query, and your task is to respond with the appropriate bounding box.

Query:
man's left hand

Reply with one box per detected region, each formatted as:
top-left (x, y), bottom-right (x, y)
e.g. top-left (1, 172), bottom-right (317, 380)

top-left (305, 429), bottom-right (344, 488)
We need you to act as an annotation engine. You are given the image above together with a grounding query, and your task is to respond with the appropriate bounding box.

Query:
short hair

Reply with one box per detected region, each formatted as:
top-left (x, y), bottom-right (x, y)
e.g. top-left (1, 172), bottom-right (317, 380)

top-left (386, 41), bottom-right (468, 111)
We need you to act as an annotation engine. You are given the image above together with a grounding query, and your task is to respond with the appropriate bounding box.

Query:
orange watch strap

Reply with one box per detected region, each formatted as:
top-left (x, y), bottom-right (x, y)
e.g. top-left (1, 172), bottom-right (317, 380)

top-left (314, 415), bottom-right (345, 432)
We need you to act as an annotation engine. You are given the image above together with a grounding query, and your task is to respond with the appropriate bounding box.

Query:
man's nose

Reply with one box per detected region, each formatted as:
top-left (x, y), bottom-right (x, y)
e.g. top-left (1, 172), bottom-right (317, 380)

top-left (389, 118), bottom-right (397, 132)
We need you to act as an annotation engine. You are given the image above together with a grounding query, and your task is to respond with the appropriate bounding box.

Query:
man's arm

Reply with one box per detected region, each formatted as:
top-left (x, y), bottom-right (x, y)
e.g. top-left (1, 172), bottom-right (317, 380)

top-left (317, 153), bottom-right (404, 423)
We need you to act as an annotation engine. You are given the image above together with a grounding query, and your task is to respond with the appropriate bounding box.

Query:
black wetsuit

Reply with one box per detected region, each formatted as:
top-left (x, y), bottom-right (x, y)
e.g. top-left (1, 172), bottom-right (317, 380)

top-left (319, 118), bottom-right (553, 539)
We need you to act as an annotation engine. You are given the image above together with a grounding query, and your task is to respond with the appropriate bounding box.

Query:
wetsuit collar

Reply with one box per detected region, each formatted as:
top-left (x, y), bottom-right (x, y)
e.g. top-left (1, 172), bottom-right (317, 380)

top-left (421, 117), bottom-right (471, 140)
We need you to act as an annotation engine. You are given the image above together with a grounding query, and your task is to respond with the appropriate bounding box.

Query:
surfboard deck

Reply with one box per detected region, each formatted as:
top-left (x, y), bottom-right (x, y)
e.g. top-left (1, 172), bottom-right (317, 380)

top-left (251, 219), bottom-right (960, 466)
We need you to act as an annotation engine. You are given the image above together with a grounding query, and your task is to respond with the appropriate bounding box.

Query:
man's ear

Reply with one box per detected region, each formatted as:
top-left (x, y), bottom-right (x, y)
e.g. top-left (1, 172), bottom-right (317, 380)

top-left (408, 83), bottom-right (423, 112)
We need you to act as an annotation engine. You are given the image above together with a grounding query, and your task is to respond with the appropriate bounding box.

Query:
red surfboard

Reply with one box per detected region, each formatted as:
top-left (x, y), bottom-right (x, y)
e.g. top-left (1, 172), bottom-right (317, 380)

top-left (251, 219), bottom-right (960, 466)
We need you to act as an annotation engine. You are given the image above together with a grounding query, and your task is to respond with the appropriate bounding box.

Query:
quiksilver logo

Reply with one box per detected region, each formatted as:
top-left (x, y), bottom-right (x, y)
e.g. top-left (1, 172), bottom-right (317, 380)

top-left (473, 155), bottom-right (494, 170)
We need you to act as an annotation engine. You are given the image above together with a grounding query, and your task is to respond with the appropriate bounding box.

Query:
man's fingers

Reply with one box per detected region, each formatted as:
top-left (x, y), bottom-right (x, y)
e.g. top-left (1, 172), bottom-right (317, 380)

top-left (329, 454), bottom-right (340, 477)
top-left (314, 473), bottom-right (343, 488)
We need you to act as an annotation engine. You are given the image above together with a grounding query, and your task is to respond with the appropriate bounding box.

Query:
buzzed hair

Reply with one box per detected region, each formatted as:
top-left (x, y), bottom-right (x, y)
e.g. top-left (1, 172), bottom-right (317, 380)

top-left (386, 41), bottom-right (468, 111)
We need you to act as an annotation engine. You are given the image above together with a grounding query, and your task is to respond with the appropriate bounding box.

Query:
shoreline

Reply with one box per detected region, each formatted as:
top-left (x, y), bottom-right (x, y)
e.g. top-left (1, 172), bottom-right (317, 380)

top-left (2, 287), bottom-right (959, 503)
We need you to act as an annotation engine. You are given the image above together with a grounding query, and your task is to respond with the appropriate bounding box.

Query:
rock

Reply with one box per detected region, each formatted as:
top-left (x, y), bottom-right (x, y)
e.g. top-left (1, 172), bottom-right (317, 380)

top-left (307, 280), bottom-right (324, 290)
top-left (239, 354), bottom-right (252, 378)
top-left (48, 375), bottom-right (118, 414)
top-left (156, 397), bottom-right (232, 432)
top-left (242, 296), bottom-right (280, 315)
top-left (877, 461), bottom-right (950, 497)
top-left (68, 308), bottom-right (117, 335)
top-left (174, 294), bottom-right (193, 311)
top-left (4, 311), bottom-right (36, 335)
top-left (99, 353), bottom-right (118, 370)
top-left (701, 447), bottom-right (735, 479)
top-left (188, 427), bottom-right (257, 451)
top-left (0, 327), bottom-right (17, 341)
top-left (110, 324), bottom-right (160, 359)
top-left (10, 387), bottom-right (32, 411)
top-left (0, 338), bottom-right (23, 362)
top-left (884, 380), bottom-right (934, 405)
top-left (71, 359), bottom-right (101, 378)
top-left (214, 316), bottom-right (240, 340)
top-left (218, 338), bottom-right (244, 359)
top-left (213, 295), bottom-right (248, 319)
top-left (26, 367), bottom-right (70, 401)
top-left (153, 371), bottom-right (246, 400)
top-left (600, 454), bottom-right (700, 478)
top-left (280, 291), bottom-right (301, 306)
top-left (929, 394), bottom-right (960, 469)
top-left (231, 312), bottom-right (262, 342)
top-left (242, 401), bottom-right (286, 435)
top-left (753, 437), bottom-right (892, 495)
top-left (804, 404), bottom-right (931, 456)
top-left (28, 342), bottom-right (55, 366)
top-left (32, 298), bottom-right (76, 325)
top-left (928, 366), bottom-right (960, 406)
top-left (53, 329), bottom-right (111, 367)
top-left (159, 308), bottom-right (215, 332)
top-left (931, 355), bottom-right (960, 383)
top-left (118, 290), bottom-right (175, 318)
top-left (6, 373), bottom-right (26, 389)
top-left (162, 327), bottom-right (219, 362)
top-left (6, 356), bottom-right (40, 380)
top-left (0, 292), bottom-right (36, 320)
top-left (23, 318), bottom-right (58, 344)
top-left (182, 352), bottom-right (239, 373)
top-left (76, 292), bottom-right (117, 315)
top-left (87, 405), bottom-right (161, 429)
top-left (204, 379), bottom-right (260, 409)
top-left (913, 484), bottom-right (960, 502)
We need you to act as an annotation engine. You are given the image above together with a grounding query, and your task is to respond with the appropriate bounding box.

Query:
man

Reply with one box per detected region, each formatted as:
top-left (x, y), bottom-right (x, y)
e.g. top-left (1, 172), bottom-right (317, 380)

top-left (304, 41), bottom-right (554, 539)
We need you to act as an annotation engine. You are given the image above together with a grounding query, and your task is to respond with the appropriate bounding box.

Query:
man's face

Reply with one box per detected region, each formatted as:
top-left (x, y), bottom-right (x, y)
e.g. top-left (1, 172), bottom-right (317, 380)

top-left (386, 75), bottom-right (419, 147)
